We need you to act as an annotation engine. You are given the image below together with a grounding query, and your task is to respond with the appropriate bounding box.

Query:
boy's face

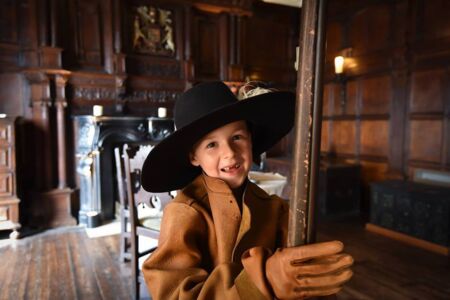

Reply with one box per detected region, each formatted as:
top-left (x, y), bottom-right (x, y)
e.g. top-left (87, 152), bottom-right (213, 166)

top-left (190, 120), bottom-right (253, 189)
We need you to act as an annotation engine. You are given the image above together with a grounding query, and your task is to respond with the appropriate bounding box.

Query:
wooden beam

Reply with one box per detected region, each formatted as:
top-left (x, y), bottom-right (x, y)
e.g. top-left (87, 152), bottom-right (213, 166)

top-left (288, 0), bottom-right (327, 247)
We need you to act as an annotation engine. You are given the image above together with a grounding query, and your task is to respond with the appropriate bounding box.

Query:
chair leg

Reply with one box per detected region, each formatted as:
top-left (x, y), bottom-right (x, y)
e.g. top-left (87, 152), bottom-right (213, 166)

top-left (131, 233), bottom-right (140, 299)
top-left (120, 209), bottom-right (131, 262)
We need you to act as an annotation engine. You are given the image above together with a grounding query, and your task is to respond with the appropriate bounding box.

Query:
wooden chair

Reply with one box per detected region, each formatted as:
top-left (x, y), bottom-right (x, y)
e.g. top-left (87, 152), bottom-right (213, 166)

top-left (122, 143), bottom-right (173, 299)
top-left (114, 146), bottom-right (132, 262)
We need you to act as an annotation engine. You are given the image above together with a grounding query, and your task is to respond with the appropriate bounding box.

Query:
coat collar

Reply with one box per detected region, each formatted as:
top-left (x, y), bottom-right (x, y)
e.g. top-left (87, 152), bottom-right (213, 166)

top-left (182, 174), bottom-right (273, 264)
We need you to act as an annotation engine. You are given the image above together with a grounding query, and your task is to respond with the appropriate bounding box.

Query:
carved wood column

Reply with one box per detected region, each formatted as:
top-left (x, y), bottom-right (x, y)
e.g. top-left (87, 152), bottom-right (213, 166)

top-left (54, 73), bottom-right (69, 188)
top-left (24, 70), bottom-right (77, 227)
top-left (43, 71), bottom-right (77, 227)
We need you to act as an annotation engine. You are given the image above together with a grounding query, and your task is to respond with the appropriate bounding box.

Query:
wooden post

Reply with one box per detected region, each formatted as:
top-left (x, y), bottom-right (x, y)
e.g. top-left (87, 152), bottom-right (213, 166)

top-left (288, 0), bottom-right (327, 247)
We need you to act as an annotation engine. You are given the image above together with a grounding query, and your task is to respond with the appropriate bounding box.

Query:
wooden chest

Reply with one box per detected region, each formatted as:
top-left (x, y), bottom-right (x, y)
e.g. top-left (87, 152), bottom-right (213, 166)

top-left (370, 180), bottom-right (450, 247)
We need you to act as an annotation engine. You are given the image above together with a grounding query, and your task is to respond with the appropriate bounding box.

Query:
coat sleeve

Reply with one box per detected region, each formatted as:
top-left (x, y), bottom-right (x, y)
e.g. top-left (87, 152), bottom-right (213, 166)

top-left (141, 202), bottom-right (270, 300)
top-left (238, 196), bottom-right (289, 299)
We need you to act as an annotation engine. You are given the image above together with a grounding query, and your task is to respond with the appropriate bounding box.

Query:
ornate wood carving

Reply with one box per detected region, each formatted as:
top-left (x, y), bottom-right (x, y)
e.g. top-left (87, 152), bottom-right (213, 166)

top-left (132, 5), bottom-right (176, 56)
top-left (127, 89), bottom-right (181, 103)
top-left (73, 86), bottom-right (117, 101)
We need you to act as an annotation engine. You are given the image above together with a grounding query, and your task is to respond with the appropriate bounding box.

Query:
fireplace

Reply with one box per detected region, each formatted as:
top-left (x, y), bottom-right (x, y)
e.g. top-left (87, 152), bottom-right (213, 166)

top-left (73, 116), bottom-right (174, 227)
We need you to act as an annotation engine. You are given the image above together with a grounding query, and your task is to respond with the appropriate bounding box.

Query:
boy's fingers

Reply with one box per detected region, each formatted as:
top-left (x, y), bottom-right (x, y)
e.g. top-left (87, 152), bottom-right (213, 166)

top-left (295, 269), bottom-right (353, 290)
top-left (279, 240), bottom-right (344, 263)
top-left (294, 254), bottom-right (354, 276)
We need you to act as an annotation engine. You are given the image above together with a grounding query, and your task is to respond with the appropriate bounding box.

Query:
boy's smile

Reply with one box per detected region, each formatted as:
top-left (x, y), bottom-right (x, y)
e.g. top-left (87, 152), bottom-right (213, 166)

top-left (190, 120), bottom-right (253, 189)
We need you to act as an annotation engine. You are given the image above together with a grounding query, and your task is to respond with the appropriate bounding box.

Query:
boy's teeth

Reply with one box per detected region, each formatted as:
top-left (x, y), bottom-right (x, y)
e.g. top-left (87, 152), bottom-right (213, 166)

top-left (223, 164), bottom-right (240, 172)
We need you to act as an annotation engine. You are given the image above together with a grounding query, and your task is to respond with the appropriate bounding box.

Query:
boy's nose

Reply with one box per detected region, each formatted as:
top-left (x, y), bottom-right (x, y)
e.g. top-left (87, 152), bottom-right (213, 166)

top-left (221, 142), bottom-right (236, 159)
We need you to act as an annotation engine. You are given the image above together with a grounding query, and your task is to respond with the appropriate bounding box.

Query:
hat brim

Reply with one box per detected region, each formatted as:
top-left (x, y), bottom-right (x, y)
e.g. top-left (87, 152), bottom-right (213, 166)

top-left (142, 91), bottom-right (295, 192)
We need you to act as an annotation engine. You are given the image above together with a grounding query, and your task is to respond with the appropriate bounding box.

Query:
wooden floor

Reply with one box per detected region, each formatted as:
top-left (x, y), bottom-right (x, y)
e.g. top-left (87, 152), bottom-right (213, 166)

top-left (317, 217), bottom-right (450, 299)
top-left (0, 218), bottom-right (449, 300)
top-left (0, 226), bottom-right (133, 300)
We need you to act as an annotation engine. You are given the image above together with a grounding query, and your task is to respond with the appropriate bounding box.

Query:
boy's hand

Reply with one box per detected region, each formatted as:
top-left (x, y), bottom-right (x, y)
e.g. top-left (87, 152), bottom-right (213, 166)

top-left (265, 240), bottom-right (353, 300)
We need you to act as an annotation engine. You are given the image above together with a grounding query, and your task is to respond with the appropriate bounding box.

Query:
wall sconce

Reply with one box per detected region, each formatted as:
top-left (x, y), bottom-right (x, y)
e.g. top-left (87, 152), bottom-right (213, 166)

top-left (334, 54), bottom-right (347, 113)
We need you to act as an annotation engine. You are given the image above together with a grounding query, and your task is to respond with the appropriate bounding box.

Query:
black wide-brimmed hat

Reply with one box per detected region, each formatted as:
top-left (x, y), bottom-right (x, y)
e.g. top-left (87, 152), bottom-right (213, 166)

top-left (142, 81), bottom-right (295, 192)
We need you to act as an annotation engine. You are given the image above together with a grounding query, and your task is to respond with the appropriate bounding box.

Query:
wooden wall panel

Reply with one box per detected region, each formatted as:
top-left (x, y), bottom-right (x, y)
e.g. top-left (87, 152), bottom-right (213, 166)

top-left (360, 120), bottom-right (389, 157)
top-left (0, 1), bottom-right (18, 43)
top-left (325, 22), bottom-right (346, 61)
top-left (321, 120), bottom-right (330, 152)
top-left (242, 2), bottom-right (298, 86)
top-left (72, 0), bottom-right (105, 69)
top-left (192, 10), bottom-right (223, 80)
top-left (409, 120), bottom-right (442, 163)
top-left (345, 80), bottom-right (358, 115)
top-left (349, 5), bottom-right (391, 56)
top-left (322, 84), bottom-right (333, 116)
top-left (325, 21), bottom-right (343, 62)
top-left (323, 83), bottom-right (340, 116)
top-left (421, 0), bottom-right (450, 40)
top-left (360, 76), bottom-right (391, 115)
top-left (330, 120), bottom-right (355, 155)
top-left (410, 69), bottom-right (445, 113)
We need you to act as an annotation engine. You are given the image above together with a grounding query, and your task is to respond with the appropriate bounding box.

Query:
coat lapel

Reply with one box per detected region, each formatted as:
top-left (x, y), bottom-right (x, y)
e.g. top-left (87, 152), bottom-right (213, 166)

top-left (203, 175), bottom-right (242, 264)
top-left (232, 182), bottom-right (280, 262)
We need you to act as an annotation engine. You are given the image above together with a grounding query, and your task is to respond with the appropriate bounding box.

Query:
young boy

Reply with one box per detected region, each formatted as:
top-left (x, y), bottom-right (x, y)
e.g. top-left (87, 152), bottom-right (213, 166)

top-left (141, 81), bottom-right (353, 299)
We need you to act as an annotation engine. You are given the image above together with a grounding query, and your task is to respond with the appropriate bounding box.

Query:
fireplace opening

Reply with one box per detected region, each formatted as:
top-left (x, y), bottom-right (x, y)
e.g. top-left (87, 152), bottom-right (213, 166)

top-left (74, 116), bottom-right (173, 227)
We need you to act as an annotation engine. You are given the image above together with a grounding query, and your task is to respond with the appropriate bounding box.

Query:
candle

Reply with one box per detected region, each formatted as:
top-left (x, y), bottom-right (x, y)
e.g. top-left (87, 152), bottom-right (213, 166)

top-left (334, 56), bottom-right (345, 74)
top-left (93, 105), bottom-right (103, 117)
top-left (158, 107), bottom-right (167, 118)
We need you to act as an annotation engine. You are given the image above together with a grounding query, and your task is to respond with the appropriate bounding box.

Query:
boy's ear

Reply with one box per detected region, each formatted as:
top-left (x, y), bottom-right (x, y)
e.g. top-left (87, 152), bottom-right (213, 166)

top-left (189, 152), bottom-right (200, 167)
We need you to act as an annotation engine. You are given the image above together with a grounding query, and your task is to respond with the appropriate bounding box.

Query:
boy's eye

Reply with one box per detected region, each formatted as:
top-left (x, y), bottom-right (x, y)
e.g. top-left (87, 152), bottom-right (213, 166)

top-left (232, 135), bottom-right (242, 141)
top-left (206, 142), bottom-right (216, 149)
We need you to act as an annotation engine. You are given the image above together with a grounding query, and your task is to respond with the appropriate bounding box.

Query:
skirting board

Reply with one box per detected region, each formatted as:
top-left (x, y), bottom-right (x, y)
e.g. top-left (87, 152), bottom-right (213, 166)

top-left (365, 223), bottom-right (449, 256)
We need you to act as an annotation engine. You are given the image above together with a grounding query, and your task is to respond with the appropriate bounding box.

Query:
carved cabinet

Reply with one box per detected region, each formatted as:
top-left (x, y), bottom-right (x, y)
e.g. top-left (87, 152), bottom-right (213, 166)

top-left (0, 117), bottom-right (20, 238)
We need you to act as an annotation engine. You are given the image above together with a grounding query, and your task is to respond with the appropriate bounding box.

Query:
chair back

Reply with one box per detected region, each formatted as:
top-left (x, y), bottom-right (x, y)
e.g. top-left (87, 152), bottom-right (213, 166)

top-left (122, 142), bottom-right (173, 299)
top-left (123, 143), bottom-right (172, 225)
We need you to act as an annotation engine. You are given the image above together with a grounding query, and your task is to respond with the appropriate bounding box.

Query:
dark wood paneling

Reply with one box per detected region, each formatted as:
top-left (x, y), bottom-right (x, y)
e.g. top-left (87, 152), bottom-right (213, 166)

top-left (66, 0), bottom-right (113, 72)
top-left (331, 120), bottom-right (356, 155)
top-left (325, 21), bottom-right (343, 63)
top-left (360, 120), bottom-right (389, 157)
top-left (345, 79), bottom-right (358, 115)
top-left (242, 2), bottom-right (298, 86)
top-left (321, 120), bottom-right (330, 152)
top-left (417, 0), bottom-right (450, 41)
top-left (320, 0), bottom-right (450, 211)
top-left (322, 83), bottom-right (334, 116)
top-left (0, 0), bottom-right (18, 44)
top-left (349, 5), bottom-right (392, 57)
top-left (360, 76), bottom-right (391, 115)
top-left (410, 69), bottom-right (445, 113)
top-left (192, 10), bottom-right (224, 80)
top-left (409, 120), bottom-right (442, 163)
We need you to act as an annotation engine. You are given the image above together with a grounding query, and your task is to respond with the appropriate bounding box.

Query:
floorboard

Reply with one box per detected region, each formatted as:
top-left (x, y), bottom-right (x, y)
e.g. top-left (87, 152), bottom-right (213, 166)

top-left (0, 217), bottom-right (449, 299)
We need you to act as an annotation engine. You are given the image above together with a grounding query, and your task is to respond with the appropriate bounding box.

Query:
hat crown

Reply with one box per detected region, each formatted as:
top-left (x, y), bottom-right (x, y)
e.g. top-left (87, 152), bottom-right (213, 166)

top-left (175, 82), bottom-right (237, 130)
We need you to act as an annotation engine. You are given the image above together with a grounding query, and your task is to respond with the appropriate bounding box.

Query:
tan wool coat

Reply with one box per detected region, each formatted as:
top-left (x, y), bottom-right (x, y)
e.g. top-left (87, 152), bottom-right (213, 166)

top-left (142, 174), bottom-right (289, 299)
